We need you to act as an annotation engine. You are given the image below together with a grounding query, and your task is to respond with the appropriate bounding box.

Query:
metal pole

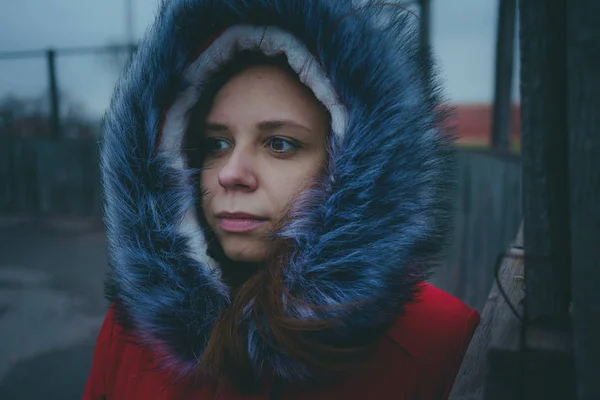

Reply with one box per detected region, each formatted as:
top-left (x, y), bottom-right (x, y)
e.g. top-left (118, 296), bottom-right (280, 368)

top-left (47, 49), bottom-right (60, 139)
top-left (125, 0), bottom-right (135, 56)
top-left (491, 0), bottom-right (517, 152)
top-left (419, 0), bottom-right (432, 86)
top-left (125, 0), bottom-right (134, 45)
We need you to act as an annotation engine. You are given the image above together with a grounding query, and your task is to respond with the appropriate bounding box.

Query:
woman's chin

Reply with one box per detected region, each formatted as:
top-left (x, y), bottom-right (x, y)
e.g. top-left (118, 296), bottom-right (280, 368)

top-left (221, 240), bottom-right (268, 263)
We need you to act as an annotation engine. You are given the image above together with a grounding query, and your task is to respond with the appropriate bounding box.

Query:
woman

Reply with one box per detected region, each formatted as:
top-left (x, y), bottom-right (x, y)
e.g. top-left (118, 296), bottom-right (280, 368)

top-left (84, 1), bottom-right (479, 399)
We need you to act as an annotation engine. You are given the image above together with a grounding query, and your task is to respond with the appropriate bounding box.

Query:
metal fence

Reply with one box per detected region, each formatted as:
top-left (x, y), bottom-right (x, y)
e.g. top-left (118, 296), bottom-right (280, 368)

top-left (0, 136), bottom-right (101, 216)
top-left (0, 44), bottom-right (134, 139)
top-left (0, 1), bottom-right (427, 141)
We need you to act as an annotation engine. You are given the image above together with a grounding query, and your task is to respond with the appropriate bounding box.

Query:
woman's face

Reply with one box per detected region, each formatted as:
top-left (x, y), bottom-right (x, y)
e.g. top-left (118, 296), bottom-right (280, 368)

top-left (201, 64), bottom-right (329, 263)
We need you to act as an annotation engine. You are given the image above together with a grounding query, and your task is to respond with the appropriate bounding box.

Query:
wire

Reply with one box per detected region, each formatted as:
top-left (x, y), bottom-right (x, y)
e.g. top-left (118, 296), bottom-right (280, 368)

top-left (493, 246), bottom-right (527, 400)
top-left (493, 250), bottom-right (525, 323)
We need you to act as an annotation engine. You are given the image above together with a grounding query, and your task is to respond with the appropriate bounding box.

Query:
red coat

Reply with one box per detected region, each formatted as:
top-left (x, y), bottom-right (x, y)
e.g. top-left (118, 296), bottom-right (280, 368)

top-left (83, 283), bottom-right (479, 400)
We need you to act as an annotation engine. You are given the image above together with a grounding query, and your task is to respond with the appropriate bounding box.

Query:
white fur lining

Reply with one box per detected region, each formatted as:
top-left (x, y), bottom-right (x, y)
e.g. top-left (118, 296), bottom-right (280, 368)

top-left (158, 25), bottom-right (348, 272)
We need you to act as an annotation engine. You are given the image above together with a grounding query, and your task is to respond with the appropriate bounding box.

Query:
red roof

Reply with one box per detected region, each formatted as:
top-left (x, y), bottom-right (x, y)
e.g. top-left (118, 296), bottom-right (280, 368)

top-left (449, 103), bottom-right (521, 144)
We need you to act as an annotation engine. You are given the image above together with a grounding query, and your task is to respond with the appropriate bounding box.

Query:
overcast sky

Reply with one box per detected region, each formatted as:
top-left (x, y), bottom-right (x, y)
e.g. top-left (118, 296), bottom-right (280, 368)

top-left (0, 0), bottom-right (519, 119)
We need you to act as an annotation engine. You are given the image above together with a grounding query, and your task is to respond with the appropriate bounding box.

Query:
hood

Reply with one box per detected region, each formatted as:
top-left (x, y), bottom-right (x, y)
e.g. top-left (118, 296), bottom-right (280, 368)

top-left (101, 0), bottom-right (456, 387)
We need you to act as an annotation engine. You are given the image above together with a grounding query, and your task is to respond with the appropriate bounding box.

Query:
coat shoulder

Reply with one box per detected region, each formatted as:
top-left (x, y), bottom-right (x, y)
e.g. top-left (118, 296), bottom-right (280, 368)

top-left (84, 305), bottom-right (199, 399)
top-left (383, 282), bottom-right (480, 398)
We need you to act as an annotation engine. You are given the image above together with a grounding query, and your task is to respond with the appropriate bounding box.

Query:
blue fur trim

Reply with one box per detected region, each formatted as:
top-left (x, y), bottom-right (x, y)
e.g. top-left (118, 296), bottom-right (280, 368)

top-left (101, 0), bottom-right (456, 384)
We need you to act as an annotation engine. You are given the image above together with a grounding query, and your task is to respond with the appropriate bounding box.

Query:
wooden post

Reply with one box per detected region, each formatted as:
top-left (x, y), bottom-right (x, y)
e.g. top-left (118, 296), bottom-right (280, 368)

top-left (567, 0), bottom-right (600, 398)
top-left (519, 0), bottom-right (571, 325)
top-left (491, 0), bottom-right (517, 152)
top-left (47, 49), bottom-right (61, 140)
top-left (518, 0), bottom-right (575, 395)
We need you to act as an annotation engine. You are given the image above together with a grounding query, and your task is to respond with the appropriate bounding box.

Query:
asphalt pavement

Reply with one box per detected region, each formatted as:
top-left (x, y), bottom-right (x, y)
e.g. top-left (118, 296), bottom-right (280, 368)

top-left (0, 217), bottom-right (108, 400)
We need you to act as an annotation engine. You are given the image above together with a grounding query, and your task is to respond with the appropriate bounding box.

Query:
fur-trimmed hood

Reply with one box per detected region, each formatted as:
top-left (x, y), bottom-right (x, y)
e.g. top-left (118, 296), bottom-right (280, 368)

top-left (101, 0), bottom-right (455, 388)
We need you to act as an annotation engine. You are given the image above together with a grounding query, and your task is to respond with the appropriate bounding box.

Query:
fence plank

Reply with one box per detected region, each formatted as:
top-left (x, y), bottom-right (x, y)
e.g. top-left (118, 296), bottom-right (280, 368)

top-left (435, 150), bottom-right (522, 311)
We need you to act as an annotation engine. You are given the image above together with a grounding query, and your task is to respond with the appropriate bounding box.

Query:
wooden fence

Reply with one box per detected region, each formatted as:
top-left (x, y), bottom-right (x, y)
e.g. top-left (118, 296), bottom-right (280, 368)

top-left (433, 149), bottom-right (522, 311)
top-left (0, 138), bottom-right (522, 309)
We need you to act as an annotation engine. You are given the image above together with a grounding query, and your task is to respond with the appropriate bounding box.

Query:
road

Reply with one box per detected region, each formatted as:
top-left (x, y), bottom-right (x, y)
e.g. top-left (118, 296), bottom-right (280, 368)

top-left (0, 218), bottom-right (108, 400)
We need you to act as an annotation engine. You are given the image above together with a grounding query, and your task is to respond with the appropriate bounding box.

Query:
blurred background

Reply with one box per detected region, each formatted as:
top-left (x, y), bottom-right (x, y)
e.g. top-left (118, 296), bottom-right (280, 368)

top-left (0, 1), bottom-right (523, 398)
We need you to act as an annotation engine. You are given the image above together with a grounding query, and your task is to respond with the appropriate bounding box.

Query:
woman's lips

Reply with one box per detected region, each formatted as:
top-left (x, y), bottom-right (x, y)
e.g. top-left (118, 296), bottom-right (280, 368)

top-left (216, 212), bottom-right (268, 233)
top-left (218, 218), bottom-right (267, 233)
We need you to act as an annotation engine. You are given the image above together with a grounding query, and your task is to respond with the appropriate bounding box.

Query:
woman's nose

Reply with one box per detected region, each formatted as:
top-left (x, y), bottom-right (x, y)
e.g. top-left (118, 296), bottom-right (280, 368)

top-left (217, 149), bottom-right (258, 192)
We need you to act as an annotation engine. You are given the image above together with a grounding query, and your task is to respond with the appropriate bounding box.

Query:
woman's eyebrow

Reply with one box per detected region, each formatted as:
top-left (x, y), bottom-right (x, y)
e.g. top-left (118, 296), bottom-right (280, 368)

top-left (205, 122), bottom-right (230, 132)
top-left (257, 120), bottom-right (312, 133)
top-left (204, 120), bottom-right (314, 134)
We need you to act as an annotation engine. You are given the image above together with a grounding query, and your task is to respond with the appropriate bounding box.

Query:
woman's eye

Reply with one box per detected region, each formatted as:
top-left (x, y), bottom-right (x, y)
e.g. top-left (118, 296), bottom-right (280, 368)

top-left (205, 138), bottom-right (230, 153)
top-left (268, 137), bottom-right (298, 153)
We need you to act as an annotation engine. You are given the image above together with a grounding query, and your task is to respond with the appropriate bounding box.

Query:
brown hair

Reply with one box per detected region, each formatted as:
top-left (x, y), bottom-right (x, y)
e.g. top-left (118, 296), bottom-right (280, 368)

top-left (184, 51), bottom-right (375, 392)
